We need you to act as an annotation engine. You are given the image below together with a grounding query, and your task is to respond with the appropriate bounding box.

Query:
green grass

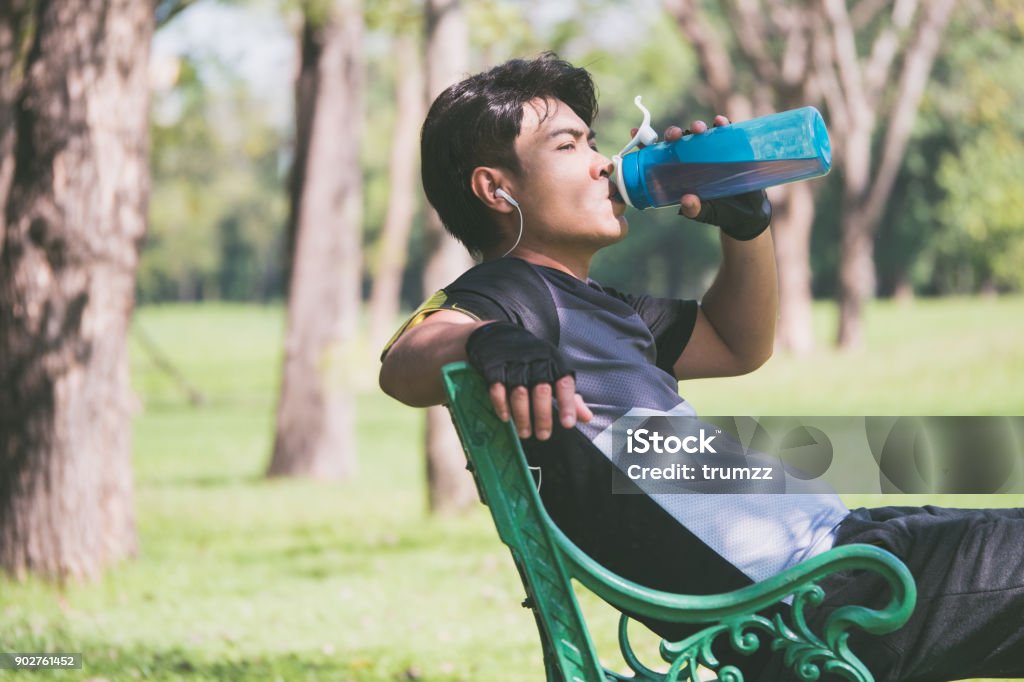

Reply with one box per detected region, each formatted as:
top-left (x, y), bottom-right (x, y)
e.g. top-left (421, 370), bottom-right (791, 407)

top-left (1, 297), bottom-right (1023, 680)
top-left (681, 296), bottom-right (1024, 415)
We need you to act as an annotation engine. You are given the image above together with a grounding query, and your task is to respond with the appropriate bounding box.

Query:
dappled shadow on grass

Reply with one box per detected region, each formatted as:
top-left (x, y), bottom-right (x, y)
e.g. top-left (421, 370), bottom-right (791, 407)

top-left (128, 494), bottom-right (504, 602)
top-left (184, 538), bottom-right (445, 585)
top-left (139, 473), bottom-right (267, 488)
top-left (250, 530), bottom-right (441, 560)
top-left (206, 523), bottom-right (493, 584)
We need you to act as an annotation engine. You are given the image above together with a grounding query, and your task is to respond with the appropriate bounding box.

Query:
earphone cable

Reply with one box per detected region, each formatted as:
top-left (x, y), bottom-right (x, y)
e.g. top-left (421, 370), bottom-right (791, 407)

top-left (500, 201), bottom-right (524, 258)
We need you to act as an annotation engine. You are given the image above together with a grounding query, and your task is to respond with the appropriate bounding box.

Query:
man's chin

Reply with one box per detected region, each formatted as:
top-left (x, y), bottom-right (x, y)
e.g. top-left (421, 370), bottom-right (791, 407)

top-left (606, 215), bottom-right (629, 244)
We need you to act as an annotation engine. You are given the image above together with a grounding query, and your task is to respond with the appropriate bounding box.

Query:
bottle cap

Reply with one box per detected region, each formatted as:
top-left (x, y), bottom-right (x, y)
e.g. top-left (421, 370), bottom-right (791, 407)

top-left (612, 96), bottom-right (658, 209)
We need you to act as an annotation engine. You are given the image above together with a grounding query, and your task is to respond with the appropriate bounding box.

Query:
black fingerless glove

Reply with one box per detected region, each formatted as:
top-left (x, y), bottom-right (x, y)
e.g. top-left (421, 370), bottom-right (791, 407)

top-left (688, 189), bottom-right (772, 241)
top-left (465, 322), bottom-right (574, 388)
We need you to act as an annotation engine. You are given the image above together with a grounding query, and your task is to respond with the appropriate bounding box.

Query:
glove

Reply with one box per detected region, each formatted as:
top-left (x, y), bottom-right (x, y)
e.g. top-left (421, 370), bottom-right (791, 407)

top-left (465, 322), bottom-right (574, 389)
top-left (686, 189), bottom-right (772, 241)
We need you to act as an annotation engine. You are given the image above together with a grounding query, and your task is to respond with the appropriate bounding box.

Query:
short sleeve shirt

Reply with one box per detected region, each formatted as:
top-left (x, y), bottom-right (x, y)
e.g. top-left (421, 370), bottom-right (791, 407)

top-left (389, 257), bottom-right (699, 438)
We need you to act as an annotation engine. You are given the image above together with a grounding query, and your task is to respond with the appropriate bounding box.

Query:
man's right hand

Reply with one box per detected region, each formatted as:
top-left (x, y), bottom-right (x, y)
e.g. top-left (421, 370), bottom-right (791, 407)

top-left (465, 321), bottom-right (592, 441)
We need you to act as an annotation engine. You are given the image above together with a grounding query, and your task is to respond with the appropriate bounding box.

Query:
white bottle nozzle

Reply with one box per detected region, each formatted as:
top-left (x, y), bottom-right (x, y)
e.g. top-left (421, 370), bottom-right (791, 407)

top-left (613, 96), bottom-right (657, 209)
top-left (617, 96), bottom-right (658, 158)
top-left (612, 154), bottom-right (634, 208)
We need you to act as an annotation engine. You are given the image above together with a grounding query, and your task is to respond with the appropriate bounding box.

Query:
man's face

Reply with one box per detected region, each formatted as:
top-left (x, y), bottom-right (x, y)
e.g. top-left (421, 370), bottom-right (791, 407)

top-left (508, 98), bottom-right (628, 253)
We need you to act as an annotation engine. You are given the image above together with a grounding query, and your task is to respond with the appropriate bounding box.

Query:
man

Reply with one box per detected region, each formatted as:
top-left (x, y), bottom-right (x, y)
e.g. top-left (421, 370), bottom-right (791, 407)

top-left (380, 54), bottom-right (1024, 680)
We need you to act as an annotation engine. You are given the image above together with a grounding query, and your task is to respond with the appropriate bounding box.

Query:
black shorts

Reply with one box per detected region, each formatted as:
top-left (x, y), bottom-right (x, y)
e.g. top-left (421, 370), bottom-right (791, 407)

top-left (786, 505), bottom-right (1024, 682)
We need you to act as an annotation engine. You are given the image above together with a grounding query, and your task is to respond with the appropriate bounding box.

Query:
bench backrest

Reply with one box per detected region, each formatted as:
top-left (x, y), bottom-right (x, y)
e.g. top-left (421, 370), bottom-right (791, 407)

top-left (442, 362), bottom-right (605, 682)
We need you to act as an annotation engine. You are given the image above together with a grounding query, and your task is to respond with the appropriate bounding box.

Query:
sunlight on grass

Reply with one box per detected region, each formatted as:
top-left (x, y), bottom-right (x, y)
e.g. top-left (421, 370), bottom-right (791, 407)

top-left (1, 298), bottom-right (1022, 680)
top-left (683, 297), bottom-right (1024, 415)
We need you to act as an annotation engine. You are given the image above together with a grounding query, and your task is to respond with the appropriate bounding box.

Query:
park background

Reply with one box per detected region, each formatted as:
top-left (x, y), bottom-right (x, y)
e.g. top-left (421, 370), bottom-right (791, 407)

top-left (1, 0), bottom-right (1023, 679)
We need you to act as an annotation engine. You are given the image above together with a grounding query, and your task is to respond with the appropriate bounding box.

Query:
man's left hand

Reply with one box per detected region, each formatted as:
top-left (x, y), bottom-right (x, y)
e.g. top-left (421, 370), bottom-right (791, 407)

top-left (667, 116), bottom-right (772, 241)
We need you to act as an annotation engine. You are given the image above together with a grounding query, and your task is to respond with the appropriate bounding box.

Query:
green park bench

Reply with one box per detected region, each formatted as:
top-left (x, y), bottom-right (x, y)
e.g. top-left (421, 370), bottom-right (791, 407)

top-left (441, 361), bottom-right (917, 682)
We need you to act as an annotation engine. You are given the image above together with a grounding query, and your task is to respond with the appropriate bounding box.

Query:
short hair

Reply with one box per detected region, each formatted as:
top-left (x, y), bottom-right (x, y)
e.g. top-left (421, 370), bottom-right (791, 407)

top-left (420, 53), bottom-right (598, 258)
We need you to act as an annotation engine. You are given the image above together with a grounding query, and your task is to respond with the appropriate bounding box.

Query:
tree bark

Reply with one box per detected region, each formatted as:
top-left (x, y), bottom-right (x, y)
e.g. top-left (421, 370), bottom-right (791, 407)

top-left (1, 1), bottom-right (32, 244)
top-left (423, 0), bottom-right (476, 514)
top-left (833, 120), bottom-right (874, 346)
top-left (368, 33), bottom-right (423, 355)
top-left (0, 0), bottom-right (151, 580)
top-left (837, 208), bottom-right (875, 347)
top-left (281, 18), bottom-right (319, 300)
top-left (268, 0), bottom-right (363, 480)
top-left (771, 182), bottom-right (816, 354)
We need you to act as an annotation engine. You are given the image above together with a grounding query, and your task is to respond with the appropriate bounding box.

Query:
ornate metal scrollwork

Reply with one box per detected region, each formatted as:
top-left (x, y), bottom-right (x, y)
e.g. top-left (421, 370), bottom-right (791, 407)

top-left (610, 581), bottom-right (873, 682)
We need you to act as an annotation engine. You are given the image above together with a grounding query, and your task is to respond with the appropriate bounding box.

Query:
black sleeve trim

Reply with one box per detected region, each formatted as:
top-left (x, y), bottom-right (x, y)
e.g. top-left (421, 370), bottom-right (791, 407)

top-left (444, 258), bottom-right (561, 346)
top-left (601, 286), bottom-right (698, 377)
top-left (653, 299), bottom-right (698, 377)
top-left (378, 259), bottom-right (561, 361)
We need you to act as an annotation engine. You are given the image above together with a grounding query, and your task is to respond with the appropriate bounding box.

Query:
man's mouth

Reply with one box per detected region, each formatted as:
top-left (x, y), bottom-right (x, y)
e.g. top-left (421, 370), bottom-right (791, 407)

top-left (609, 184), bottom-right (625, 204)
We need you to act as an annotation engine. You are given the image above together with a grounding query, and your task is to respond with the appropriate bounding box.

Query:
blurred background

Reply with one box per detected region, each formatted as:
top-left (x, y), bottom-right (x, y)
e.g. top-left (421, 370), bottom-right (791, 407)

top-left (1, 0), bottom-right (1023, 679)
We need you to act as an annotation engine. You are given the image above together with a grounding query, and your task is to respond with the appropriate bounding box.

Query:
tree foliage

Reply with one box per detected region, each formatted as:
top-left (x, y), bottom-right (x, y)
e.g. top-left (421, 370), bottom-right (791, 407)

top-left (134, 0), bottom-right (1024, 310)
top-left (863, 1), bottom-right (1024, 296)
top-left (143, 53), bottom-right (288, 302)
top-left (933, 7), bottom-right (1024, 292)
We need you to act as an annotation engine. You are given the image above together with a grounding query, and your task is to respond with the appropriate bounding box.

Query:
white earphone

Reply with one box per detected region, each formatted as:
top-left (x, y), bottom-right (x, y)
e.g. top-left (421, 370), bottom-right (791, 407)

top-left (495, 188), bottom-right (523, 257)
top-left (495, 187), bottom-right (519, 207)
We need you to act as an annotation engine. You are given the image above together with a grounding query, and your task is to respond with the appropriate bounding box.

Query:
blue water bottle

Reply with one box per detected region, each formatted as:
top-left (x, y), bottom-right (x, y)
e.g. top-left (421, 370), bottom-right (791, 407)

top-left (612, 97), bottom-right (832, 209)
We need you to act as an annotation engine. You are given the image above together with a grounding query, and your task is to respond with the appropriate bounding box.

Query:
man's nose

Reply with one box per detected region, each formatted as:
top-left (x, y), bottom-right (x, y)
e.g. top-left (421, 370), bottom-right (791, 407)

top-left (594, 153), bottom-right (614, 179)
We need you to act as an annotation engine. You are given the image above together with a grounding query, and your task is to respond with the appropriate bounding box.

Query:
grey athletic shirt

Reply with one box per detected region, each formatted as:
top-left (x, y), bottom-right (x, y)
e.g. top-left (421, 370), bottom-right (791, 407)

top-left (388, 257), bottom-right (848, 634)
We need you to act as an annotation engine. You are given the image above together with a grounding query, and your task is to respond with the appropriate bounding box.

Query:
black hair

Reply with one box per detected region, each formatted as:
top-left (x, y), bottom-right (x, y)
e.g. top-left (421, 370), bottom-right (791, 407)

top-left (420, 53), bottom-right (598, 258)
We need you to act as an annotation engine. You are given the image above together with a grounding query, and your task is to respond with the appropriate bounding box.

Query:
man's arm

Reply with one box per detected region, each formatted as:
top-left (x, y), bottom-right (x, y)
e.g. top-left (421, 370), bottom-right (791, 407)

top-left (667, 115), bottom-right (779, 380)
top-left (674, 228), bottom-right (777, 379)
top-left (379, 310), bottom-right (592, 440)
top-left (379, 309), bottom-right (486, 407)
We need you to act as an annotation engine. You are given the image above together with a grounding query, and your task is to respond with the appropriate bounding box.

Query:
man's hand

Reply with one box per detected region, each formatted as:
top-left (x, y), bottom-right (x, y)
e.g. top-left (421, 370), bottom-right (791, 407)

top-left (635, 115), bottom-right (772, 240)
top-left (465, 322), bottom-right (592, 441)
top-left (671, 116), bottom-right (772, 240)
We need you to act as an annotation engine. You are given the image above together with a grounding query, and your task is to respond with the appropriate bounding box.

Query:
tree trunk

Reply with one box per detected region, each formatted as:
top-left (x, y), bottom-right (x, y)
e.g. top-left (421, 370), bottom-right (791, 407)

top-left (0, 0), bottom-right (150, 580)
top-left (368, 33), bottom-right (423, 355)
top-left (281, 18), bottom-right (319, 300)
top-left (833, 112), bottom-right (874, 348)
top-left (771, 182), bottom-right (817, 354)
top-left (836, 206), bottom-right (875, 349)
top-left (268, 0), bottom-right (363, 480)
top-left (1, 1), bottom-right (32, 244)
top-left (423, 0), bottom-right (476, 514)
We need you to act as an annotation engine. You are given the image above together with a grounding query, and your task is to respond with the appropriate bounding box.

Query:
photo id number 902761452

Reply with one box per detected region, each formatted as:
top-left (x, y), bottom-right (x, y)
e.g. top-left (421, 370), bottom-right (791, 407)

top-left (0, 653), bottom-right (83, 669)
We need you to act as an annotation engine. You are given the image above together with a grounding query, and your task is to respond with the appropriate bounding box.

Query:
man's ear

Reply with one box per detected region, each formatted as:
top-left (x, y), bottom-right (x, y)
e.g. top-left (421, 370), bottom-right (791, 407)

top-left (470, 167), bottom-right (516, 214)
